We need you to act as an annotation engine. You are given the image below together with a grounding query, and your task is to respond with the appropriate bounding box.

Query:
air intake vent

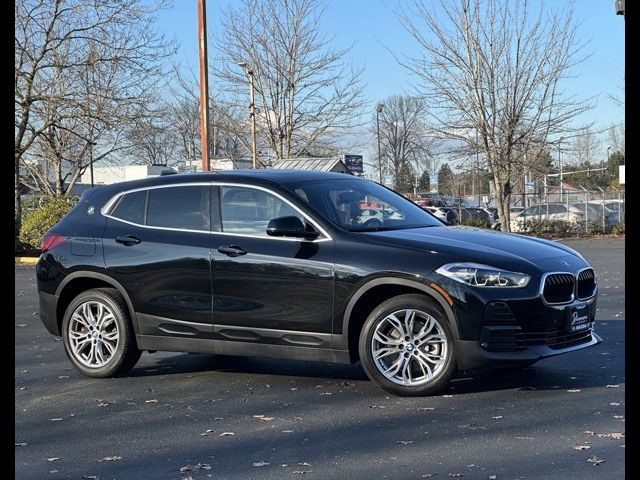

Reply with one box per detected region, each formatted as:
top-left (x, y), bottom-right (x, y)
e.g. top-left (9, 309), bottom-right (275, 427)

top-left (577, 269), bottom-right (596, 300)
top-left (543, 273), bottom-right (574, 304)
top-left (483, 302), bottom-right (517, 325)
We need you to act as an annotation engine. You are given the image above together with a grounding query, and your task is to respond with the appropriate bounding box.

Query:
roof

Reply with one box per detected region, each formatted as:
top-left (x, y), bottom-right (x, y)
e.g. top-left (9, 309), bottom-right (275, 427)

top-left (83, 169), bottom-right (359, 203)
top-left (269, 157), bottom-right (348, 172)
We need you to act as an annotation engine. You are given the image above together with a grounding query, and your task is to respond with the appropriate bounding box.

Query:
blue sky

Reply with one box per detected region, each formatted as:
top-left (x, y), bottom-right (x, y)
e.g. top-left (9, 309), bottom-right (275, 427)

top-left (154, 0), bottom-right (625, 167)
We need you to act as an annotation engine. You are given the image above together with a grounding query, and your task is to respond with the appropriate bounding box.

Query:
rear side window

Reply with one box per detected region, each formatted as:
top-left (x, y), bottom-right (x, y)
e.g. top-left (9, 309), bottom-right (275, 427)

top-left (147, 186), bottom-right (210, 231)
top-left (111, 190), bottom-right (147, 224)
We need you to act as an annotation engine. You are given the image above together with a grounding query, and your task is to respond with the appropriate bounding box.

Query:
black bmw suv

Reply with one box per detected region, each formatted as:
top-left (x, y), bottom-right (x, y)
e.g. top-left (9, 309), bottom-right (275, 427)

top-left (36, 170), bottom-right (601, 396)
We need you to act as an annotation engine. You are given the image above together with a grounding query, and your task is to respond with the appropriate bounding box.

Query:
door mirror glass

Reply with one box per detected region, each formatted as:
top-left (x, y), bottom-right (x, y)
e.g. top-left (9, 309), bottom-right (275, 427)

top-left (266, 216), bottom-right (318, 239)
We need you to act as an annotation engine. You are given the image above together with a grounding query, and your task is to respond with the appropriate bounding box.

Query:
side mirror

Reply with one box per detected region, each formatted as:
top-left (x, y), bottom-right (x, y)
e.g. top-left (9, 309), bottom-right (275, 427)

top-left (266, 216), bottom-right (319, 239)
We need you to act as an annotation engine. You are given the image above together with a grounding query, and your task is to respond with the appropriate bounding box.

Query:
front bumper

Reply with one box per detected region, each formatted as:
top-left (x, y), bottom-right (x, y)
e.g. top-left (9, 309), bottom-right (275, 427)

top-left (455, 330), bottom-right (602, 371)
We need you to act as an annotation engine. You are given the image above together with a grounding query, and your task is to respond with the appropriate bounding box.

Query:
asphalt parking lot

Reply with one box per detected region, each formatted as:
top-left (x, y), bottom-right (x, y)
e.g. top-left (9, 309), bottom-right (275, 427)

top-left (15, 238), bottom-right (625, 480)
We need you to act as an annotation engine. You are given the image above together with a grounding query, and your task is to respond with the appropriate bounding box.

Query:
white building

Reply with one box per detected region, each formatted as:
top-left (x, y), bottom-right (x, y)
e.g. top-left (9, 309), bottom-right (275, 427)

top-left (80, 164), bottom-right (177, 185)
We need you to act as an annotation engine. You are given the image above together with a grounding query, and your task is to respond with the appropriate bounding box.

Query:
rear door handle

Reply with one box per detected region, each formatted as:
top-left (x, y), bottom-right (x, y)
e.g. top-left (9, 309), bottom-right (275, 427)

top-left (115, 235), bottom-right (142, 246)
top-left (217, 245), bottom-right (247, 257)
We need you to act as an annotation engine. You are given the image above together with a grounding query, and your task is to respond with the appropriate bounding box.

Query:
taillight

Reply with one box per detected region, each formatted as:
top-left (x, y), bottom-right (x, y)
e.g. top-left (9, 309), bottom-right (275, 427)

top-left (41, 232), bottom-right (65, 253)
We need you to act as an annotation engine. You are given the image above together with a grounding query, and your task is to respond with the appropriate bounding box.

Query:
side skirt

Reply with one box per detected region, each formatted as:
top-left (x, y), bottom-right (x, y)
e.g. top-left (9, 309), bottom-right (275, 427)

top-left (136, 334), bottom-right (352, 364)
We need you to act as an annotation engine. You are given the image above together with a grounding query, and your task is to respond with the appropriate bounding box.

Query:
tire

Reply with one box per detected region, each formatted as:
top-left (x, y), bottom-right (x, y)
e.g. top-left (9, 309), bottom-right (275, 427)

top-left (359, 294), bottom-right (456, 397)
top-left (61, 288), bottom-right (141, 378)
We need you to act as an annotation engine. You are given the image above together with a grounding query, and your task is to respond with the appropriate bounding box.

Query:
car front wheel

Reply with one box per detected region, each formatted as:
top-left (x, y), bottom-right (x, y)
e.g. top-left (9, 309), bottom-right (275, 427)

top-left (61, 288), bottom-right (141, 378)
top-left (359, 294), bottom-right (456, 396)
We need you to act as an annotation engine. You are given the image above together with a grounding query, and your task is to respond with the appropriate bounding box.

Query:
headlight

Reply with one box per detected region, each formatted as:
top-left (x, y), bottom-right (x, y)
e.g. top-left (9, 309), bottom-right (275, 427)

top-left (436, 262), bottom-right (530, 288)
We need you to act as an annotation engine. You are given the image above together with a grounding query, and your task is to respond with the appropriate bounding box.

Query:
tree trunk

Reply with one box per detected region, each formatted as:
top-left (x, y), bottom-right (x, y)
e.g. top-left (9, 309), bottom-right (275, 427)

top-left (55, 160), bottom-right (63, 196)
top-left (493, 176), bottom-right (511, 232)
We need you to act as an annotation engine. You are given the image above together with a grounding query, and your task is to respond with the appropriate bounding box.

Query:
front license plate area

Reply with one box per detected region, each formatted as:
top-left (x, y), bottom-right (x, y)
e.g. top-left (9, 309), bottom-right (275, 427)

top-left (564, 305), bottom-right (591, 332)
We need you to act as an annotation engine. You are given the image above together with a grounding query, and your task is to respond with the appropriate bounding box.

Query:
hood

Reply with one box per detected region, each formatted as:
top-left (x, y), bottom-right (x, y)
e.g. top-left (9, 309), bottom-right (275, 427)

top-left (362, 226), bottom-right (583, 271)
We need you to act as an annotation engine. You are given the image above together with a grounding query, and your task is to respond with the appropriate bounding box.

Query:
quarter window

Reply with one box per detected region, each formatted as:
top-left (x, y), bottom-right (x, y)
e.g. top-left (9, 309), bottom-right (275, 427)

top-left (221, 186), bottom-right (304, 237)
top-left (111, 190), bottom-right (146, 224)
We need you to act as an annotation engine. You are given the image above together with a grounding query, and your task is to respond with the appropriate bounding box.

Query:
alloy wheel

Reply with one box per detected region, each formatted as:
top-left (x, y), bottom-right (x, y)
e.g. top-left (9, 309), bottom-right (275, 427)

top-left (67, 301), bottom-right (120, 368)
top-left (371, 308), bottom-right (448, 386)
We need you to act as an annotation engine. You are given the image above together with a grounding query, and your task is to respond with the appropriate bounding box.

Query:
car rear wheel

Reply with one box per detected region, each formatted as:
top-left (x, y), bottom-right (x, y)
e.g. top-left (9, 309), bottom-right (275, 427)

top-left (359, 294), bottom-right (456, 396)
top-left (61, 288), bottom-right (141, 378)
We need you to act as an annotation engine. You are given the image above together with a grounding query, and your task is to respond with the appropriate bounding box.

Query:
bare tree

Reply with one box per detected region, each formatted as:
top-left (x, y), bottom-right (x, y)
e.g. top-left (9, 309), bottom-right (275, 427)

top-left (571, 126), bottom-right (601, 165)
top-left (395, 0), bottom-right (593, 230)
top-left (171, 66), bottom-right (254, 167)
top-left (214, 0), bottom-right (367, 161)
top-left (15, 0), bottom-right (173, 216)
top-left (127, 108), bottom-right (177, 167)
top-left (608, 123), bottom-right (625, 158)
top-left (373, 95), bottom-right (434, 189)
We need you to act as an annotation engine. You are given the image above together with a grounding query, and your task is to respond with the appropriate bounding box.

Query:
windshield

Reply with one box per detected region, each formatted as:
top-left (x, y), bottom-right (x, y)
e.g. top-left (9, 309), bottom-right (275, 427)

top-left (285, 178), bottom-right (443, 231)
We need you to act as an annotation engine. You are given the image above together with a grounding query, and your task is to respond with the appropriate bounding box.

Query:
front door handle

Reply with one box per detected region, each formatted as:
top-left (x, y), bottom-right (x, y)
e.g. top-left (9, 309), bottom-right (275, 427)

top-left (217, 245), bottom-right (247, 257)
top-left (115, 235), bottom-right (142, 246)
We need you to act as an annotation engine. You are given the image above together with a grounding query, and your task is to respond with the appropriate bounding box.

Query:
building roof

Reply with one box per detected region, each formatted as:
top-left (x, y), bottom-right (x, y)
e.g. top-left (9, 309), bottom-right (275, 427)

top-left (269, 157), bottom-right (348, 172)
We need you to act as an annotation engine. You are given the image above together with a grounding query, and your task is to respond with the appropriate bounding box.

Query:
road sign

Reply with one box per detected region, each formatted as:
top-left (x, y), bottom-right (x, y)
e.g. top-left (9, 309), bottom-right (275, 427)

top-left (525, 182), bottom-right (535, 191)
top-left (344, 154), bottom-right (363, 174)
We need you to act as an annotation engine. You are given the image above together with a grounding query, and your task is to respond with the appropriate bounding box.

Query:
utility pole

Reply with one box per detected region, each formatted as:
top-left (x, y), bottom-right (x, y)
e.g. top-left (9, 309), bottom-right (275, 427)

top-left (376, 103), bottom-right (384, 184)
top-left (239, 62), bottom-right (258, 169)
top-left (197, 0), bottom-right (211, 171)
top-left (558, 141), bottom-right (563, 203)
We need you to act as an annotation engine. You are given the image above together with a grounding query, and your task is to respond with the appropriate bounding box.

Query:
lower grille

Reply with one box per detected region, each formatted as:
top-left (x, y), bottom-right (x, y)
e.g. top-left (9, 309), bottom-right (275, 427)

top-left (543, 273), bottom-right (575, 304)
top-left (484, 328), bottom-right (593, 352)
top-left (577, 269), bottom-right (596, 299)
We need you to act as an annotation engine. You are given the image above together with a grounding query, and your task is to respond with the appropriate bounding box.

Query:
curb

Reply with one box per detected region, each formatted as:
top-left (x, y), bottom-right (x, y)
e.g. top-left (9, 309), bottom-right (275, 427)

top-left (16, 257), bottom-right (38, 264)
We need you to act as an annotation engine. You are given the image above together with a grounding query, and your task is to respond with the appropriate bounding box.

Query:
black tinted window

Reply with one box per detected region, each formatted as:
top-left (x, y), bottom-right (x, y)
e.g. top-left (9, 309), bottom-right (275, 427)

top-left (286, 179), bottom-right (441, 231)
top-left (111, 190), bottom-right (146, 224)
top-left (146, 186), bottom-right (210, 231)
top-left (221, 186), bottom-right (304, 236)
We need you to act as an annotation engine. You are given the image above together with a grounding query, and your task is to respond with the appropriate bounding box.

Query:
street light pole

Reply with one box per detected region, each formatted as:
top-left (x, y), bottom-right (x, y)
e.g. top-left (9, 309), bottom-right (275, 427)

top-left (197, 0), bottom-right (211, 171)
top-left (89, 142), bottom-right (94, 188)
top-left (239, 62), bottom-right (258, 169)
top-left (376, 103), bottom-right (384, 184)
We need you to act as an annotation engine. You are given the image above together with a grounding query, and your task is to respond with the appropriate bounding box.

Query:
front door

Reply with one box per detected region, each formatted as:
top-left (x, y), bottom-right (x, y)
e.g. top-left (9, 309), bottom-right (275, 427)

top-left (211, 184), bottom-right (335, 348)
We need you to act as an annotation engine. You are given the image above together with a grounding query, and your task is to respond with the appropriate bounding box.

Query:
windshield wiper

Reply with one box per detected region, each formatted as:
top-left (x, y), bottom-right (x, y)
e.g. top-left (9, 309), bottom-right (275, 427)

top-left (348, 226), bottom-right (396, 232)
top-left (348, 224), bottom-right (438, 232)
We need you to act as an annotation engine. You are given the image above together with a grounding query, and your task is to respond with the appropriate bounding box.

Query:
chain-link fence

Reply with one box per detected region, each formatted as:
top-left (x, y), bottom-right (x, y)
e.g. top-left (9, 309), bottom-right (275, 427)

top-left (509, 189), bottom-right (625, 234)
top-left (420, 189), bottom-right (625, 234)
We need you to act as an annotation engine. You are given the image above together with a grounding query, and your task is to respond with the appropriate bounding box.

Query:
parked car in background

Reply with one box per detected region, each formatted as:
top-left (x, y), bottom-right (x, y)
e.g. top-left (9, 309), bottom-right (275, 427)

top-left (510, 202), bottom-right (607, 232)
top-left (425, 206), bottom-right (456, 225)
top-left (509, 206), bottom-right (524, 217)
top-left (416, 193), bottom-right (446, 207)
top-left (586, 201), bottom-right (619, 227)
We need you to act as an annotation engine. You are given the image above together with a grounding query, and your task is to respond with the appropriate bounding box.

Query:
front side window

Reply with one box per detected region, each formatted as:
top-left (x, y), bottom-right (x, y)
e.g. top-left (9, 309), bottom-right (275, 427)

top-left (285, 179), bottom-right (442, 231)
top-left (220, 186), bottom-right (305, 236)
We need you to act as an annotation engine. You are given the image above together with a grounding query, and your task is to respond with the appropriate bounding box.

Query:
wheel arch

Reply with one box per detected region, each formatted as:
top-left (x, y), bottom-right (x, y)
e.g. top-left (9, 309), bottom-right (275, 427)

top-left (54, 272), bottom-right (138, 336)
top-left (340, 277), bottom-right (459, 362)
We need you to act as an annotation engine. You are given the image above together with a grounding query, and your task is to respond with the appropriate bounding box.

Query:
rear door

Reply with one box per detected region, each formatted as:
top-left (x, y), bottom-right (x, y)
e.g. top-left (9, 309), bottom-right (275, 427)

top-left (103, 183), bottom-right (214, 339)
